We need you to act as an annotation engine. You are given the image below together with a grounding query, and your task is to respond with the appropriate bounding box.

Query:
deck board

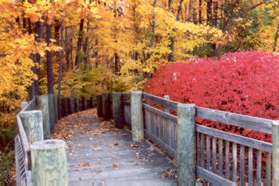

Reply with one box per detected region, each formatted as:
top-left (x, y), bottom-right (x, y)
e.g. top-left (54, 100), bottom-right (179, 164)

top-left (54, 109), bottom-right (177, 186)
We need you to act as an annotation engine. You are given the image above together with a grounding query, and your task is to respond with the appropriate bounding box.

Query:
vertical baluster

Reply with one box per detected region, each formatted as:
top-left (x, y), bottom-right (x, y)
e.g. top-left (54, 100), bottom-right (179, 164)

top-left (232, 143), bottom-right (237, 182)
top-left (212, 137), bottom-right (217, 173)
top-left (248, 147), bottom-right (253, 186)
top-left (201, 134), bottom-right (205, 168)
top-left (225, 141), bottom-right (230, 179)
top-left (218, 139), bottom-right (223, 176)
top-left (197, 133), bottom-right (201, 166)
top-left (206, 135), bottom-right (211, 170)
top-left (256, 150), bottom-right (262, 186)
top-left (266, 153), bottom-right (271, 186)
top-left (240, 145), bottom-right (245, 186)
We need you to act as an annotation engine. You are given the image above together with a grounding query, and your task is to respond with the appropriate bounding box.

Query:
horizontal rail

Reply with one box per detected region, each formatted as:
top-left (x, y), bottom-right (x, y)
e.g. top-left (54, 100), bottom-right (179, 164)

top-left (143, 92), bottom-right (178, 110)
top-left (196, 106), bottom-right (273, 134)
top-left (143, 104), bottom-right (177, 123)
top-left (197, 166), bottom-right (236, 186)
top-left (196, 124), bottom-right (272, 152)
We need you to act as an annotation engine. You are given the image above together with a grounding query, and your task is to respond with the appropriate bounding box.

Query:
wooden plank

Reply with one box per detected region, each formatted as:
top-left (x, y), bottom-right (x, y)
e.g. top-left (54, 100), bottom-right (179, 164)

top-left (197, 166), bottom-right (236, 186)
top-left (196, 106), bottom-right (272, 134)
top-left (240, 145), bottom-right (245, 186)
top-left (196, 124), bottom-right (272, 152)
top-left (200, 134), bottom-right (205, 168)
top-left (266, 153), bottom-right (271, 186)
top-left (143, 104), bottom-right (177, 122)
top-left (232, 143), bottom-right (237, 182)
top-left (225, 141), bottom-right (230, 179)
top-left (218, 139), bottom-right (223, 176)
top-left (206, 135), bottom-right (211, 170)
top-left (143, 92), bottom-right (178, 110)
top-left (212, 137), bottom-right (217, 173)
top-left (256, 150), bottom-right (262, 186)
top-left (248, 147), bottom-right (253, 186)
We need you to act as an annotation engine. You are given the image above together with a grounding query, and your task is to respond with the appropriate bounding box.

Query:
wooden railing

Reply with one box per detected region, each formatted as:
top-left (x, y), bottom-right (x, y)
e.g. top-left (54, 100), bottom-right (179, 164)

top-left (107, 91), bottom-right (277, 186)
top-left (15, 95), bottom-right (96, 186)
top-left (15, 98), bottom-right (37, 186)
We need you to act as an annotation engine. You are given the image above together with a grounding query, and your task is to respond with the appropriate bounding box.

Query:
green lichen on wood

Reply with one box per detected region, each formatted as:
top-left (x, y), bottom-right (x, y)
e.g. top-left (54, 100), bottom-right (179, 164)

top-left (38, 95), bottom-right (50, 139)
top-left (19, 110), bottom-right (44, 144)
top-left (131, 91), bottom-right (144, 142)
top-left (31, 140), bottom-right (68, 186)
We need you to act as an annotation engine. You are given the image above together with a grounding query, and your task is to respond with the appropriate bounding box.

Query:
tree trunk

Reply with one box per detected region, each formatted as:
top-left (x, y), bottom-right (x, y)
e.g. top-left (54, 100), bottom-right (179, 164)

top-left (207, 0), bottom-right (213, 25)
top-left (75, 19), bottom-right (85, 67)
top-left (273, 23), bottom-right (279, 52)
top-left (46, 24), bottom-right (54, 94)
top-left (168, 0), bottom-right (183, 62)
top-left (31, 21), bottom-right (42, 97)
top-left (199, 0), bottom-right (202, 23)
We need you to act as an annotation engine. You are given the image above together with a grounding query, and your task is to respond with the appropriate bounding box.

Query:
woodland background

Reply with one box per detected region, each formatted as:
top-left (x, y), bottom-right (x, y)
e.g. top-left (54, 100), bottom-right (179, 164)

top-left (0, 0), bottom-right (278, 184)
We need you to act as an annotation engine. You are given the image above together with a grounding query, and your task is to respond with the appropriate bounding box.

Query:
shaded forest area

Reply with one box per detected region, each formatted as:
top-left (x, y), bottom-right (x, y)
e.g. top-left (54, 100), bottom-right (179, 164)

top-left (0, 0), bottom-right (278, 184)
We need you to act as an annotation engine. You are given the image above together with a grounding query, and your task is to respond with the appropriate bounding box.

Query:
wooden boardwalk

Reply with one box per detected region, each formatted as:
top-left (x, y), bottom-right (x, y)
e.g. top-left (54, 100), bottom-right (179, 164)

top-left (53, 109), bottom-right (177, 186)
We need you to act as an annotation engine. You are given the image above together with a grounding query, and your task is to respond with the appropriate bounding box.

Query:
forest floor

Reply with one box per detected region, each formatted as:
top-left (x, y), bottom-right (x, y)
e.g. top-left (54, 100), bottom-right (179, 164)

top-left (53, 109), bottom-right (177, 186)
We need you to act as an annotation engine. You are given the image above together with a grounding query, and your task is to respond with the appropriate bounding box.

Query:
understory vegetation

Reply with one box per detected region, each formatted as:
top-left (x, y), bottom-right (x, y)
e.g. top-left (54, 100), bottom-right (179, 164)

top-left (145, 51), bottom-right (279, 142)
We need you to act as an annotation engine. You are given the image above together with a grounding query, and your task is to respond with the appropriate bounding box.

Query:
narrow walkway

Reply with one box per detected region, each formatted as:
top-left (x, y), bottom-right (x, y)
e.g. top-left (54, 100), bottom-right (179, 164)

top-left (53, 109), bottom-right (177, 186)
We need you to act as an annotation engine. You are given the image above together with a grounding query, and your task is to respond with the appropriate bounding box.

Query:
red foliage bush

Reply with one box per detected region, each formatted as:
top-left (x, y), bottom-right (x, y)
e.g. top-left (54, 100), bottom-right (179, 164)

top-left (145, 51), bottom-right (279, 142)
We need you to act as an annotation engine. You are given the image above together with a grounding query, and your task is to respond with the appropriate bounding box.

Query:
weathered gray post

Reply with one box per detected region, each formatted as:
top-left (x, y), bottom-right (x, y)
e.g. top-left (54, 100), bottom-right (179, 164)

top-left (131, 91), bottom-right (144, 142)
top-left (21, 101), bottom-right (28, 110)
top-left (176, 103), bottom-right (196, 186)
top-left (272, 121), bottom-right (279, 186)
top-left (112, 92), bottom-right (123, 128)
top-left (164, 95), bottom-right (170, 113)
top-left (31, 139), bottom-right (68, 186)
top-left (19, 111), bottom-right (44, 144)
top-left (38, 95), bottom-right (50, 138)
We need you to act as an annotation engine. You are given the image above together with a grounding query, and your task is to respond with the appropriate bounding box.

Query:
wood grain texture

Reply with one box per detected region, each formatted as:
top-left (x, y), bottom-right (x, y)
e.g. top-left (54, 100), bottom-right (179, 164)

top-left (131, 91), bottom-right (144, 142)
top-left (176, 103), bottom-right (196, 186)
top-left (31, 140), bottom-right (68, 186)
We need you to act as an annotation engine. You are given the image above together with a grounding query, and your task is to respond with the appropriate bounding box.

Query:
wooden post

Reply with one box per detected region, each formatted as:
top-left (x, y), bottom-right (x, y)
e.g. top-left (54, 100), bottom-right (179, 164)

top-left (31, 139), bottom-right (68, 186)
top-left (272, 121), bottom-right (279, 186)
top-left (112, 92), bottom-right (123, 128)
top-left (21, 101), bottom-right (28, 110)
top-left (131, 91), bottom-right (144, 142)
top-left (38, 95), bottom-right (50, 138)
top-left (164, 95), bottom-right (170, 113)
top-left (97, 95), bottom-right (103, 117)
top-left (177, 103), bottom-right (196, 186)
top-left (19, 110), bottom-right (44, 144)
top-left (54, 95), bottom-right (58, 122)
top-left (102, 93), bottom-right (110, 120)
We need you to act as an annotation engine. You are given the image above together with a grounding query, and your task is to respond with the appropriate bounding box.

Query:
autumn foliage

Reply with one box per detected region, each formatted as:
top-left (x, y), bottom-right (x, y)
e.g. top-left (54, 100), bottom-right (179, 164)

top-left (145, 52), bottom-right (279, 141)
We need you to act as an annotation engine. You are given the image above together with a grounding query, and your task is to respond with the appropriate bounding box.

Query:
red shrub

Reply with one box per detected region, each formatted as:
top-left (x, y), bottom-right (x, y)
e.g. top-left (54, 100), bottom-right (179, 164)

top-left (145, 51), bottom-right (279, 142)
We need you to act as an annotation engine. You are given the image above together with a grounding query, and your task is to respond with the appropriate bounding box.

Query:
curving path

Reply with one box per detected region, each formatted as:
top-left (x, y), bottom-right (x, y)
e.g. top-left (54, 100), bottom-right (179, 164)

top-left (53, 109), bottom-right (177, 186)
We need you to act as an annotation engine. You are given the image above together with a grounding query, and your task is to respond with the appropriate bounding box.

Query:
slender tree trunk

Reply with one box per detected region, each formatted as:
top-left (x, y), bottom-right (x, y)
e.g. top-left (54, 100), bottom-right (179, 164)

top-left (31, 21), bottom-right (42, 97)
top-left (176, 0), bottom-right (184, 21)
top-left (207, 0), bottom-right (213, 25)
top-left (57, 25), bottom-right (64, 99)
top-left (46, 24), bottom-right (54, 94)
top-left (75, 19), bottom-right (85, 67)
top-left (273, 23), bottom-right (279, 52)
top-left (213, 1), bottom-right (218, 27)
top-left (199, 0), bottom-right (202, 23)
top-left (168, 0), bottom-right (184, 62)
top-left (150, 0), bottom-right (157, 48)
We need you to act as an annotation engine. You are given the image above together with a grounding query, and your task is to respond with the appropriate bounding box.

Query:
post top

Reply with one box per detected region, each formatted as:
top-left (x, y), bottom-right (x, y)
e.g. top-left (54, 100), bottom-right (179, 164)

top-left (132, 91), bottom-right (142, 94)
top-left (272, 120), bottom-right (279, 126)
top-left (177, 103), bottom-right (196, 109)
top-left (31, 139), bottom-right (66, 150)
